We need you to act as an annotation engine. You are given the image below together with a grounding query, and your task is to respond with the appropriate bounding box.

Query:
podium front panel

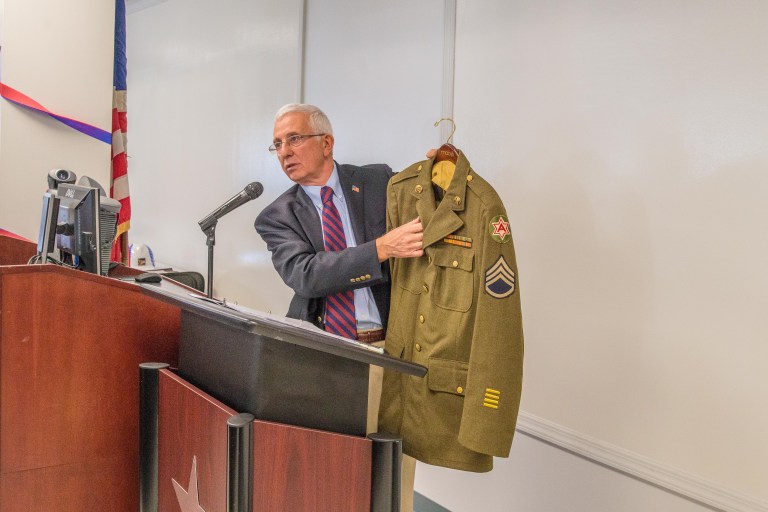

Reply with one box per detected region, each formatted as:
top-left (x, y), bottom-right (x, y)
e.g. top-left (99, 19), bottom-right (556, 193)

top-left (150, 369), bottom-right (375, 512)
top-left (158, 370), bottom-right (233, 512)
top-left (251, 420), bottom-right (372, 512)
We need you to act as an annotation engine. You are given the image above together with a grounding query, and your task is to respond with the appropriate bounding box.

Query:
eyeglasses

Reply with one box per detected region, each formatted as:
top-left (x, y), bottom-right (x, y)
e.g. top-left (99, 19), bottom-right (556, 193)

top-left (268, 133), bottom-right (325, 152)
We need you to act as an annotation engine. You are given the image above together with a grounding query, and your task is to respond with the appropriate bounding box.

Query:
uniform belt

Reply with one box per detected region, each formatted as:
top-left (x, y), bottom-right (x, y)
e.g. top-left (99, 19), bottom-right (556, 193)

top-left (357, 328), bottom-right (385, 343)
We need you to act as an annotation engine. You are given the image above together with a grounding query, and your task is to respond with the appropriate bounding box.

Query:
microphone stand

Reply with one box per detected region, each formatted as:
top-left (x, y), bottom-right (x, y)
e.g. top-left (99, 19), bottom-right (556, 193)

top-left (197, 181), bottom-right (263, 300)
top-left (202, 221), bottom-right (216, 298)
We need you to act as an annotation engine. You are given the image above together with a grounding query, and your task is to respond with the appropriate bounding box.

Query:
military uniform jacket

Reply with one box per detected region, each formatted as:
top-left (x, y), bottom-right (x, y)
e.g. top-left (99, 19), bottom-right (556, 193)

top-left (378, 152), bottom-right (524, 472)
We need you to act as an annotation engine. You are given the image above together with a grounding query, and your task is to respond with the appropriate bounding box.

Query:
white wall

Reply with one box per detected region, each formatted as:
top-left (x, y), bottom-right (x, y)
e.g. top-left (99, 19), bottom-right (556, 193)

top-left (303, 0), bottom-right (446, 172)
top-left (126, 0), bottom-right (302, 306)
top-left (0, 0), bottom-right (114, 239)
top-left (418, 432), bottom-right (715, 512)
top-left (445, 0), bottom-right (768, 503)
top-left (126, 1), bottom-right (768, 510)
top-left (304, 1), bottom-right (768, 509)
top-left (3, 0), bottom-right (766, 510)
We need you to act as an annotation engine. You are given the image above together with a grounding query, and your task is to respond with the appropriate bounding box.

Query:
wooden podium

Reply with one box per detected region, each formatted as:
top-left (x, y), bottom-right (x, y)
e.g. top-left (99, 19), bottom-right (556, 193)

top-left (0, 262), bottom-right (180, 512)
top-left (0, 232), bottom-right (425, 511)
top-left (139, 278), bottom-right (426, 512)
top-left (140, 366), bottom-right (406, 512)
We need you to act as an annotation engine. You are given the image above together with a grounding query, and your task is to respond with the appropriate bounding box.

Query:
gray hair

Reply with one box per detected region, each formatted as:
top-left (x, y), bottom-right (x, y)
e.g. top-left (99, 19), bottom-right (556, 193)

top-left (275, 103), bottom-right (333, 135)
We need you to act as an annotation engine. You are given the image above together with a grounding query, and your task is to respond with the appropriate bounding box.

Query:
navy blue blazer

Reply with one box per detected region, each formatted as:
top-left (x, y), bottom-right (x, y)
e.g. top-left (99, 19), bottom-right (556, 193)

top-left (254, 162), bottom-right (394, 330)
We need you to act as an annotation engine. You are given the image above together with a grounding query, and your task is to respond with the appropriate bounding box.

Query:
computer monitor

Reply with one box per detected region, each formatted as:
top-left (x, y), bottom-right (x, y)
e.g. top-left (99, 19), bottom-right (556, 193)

top-left (55, 179), bottom-right (121, 276)
top-left (35, 191), bottom-right (61, 264)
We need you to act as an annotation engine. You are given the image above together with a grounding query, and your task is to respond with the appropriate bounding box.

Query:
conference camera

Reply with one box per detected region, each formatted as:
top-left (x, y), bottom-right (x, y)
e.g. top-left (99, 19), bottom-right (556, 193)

top-left (47, 169), bottom-right (77, 191)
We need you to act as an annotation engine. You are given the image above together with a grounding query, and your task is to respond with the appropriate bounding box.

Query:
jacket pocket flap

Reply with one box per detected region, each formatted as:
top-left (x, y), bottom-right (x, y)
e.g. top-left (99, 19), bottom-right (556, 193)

top-left (433, 247), bottom-right (473, 272)
top-left (427, 357), bottom-right (469, 395)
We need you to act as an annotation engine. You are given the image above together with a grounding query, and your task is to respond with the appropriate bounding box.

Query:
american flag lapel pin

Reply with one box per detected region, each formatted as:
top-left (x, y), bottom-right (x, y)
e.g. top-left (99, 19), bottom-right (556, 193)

top-left (352, 185), bottom-right (360, 193)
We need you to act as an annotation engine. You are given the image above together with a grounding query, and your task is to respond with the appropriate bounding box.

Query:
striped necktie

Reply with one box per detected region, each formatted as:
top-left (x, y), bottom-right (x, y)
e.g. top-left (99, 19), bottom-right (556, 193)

top-left (320, 186), bottom-right (357, 339)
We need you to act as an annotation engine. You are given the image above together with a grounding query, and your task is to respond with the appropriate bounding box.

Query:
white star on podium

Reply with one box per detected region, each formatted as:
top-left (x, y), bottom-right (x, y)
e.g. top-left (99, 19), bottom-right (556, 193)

top-left (172, 456), bottom-right (207, 512)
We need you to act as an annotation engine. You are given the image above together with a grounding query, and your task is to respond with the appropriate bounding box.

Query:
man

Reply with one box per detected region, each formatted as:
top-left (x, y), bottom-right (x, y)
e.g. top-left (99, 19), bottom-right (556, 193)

top-left (255, 103), bottom-right (423, 338)
top-left (255, 103), bottom-right (425, 512)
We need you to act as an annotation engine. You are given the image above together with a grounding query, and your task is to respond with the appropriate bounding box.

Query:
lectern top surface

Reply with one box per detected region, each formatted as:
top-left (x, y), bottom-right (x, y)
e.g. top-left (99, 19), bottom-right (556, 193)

top-left (138, 282), bottom-right (427, 377)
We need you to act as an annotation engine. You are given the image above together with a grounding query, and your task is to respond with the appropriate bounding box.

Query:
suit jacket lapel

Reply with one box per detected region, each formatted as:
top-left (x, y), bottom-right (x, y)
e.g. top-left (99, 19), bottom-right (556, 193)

top-left (293, 186), bottom-right (325, 252)
top-left (338, 164), bottom-right (367, 243)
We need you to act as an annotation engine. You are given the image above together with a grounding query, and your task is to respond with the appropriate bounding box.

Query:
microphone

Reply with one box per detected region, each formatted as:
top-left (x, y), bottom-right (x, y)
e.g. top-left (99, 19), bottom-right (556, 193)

top-left (198, 181), bottom-right (263, 232)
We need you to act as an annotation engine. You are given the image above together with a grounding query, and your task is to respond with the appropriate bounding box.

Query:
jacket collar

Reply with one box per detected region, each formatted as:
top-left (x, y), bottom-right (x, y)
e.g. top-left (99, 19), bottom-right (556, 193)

top-left (415, 151), bottom-right (471, 248)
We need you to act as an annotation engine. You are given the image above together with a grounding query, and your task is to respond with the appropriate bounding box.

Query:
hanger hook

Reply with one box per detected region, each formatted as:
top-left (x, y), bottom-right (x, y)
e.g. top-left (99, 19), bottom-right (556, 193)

top-left (434, 117), bottom-right (456, 144)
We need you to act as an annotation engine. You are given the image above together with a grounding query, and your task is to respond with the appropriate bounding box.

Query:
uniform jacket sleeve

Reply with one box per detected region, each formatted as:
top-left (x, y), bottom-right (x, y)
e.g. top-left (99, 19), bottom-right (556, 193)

top-left (457, 201), bottom-right (524, 458)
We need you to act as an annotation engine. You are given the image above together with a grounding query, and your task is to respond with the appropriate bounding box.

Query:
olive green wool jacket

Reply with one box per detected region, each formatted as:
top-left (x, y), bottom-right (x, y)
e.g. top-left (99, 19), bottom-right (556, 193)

top-left (378, 152), bottom-right (524, 472)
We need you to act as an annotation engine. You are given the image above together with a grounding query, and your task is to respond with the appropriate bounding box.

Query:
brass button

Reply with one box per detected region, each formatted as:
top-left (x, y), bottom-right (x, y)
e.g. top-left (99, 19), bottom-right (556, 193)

top-left (350, 278), bottom-right (356, 283)
top-left (467, 174), bottom-right (473, 182)
top-left (422, 283), bottom-right (429, 293)
top-left (419, 315), bottom-right (425, 323)
top-left (456, 386), bottom-right (464, 394)
top-left (417, 164), bottom-right (423, 171)
top-left (415, 344), bottom-right (422, 352)
top-left (452, 260), bottom-right (458, 267)
top-left (365, 274), bottom-right (371, 279)
top-left (453, 196), bottom-right (461, 205)
top-left (415, 184), bottom-right (423, 194)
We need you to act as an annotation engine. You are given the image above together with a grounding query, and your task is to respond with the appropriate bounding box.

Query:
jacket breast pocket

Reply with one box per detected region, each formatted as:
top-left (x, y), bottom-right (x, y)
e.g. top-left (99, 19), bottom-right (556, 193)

top-left (431, 246), bottom-right (474, 312)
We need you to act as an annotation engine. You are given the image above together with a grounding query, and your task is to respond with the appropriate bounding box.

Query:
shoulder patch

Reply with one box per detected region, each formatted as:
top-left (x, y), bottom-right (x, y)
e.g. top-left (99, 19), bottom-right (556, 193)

top-left (489, 215), bottom-right (511, 243)
top-left (485, 256), bottom-right (515, 298)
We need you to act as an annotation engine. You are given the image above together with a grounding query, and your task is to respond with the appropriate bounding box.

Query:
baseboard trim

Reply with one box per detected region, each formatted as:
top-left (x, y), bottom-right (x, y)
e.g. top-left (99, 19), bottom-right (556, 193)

top-left (516, 411), bottom-right (768, 512)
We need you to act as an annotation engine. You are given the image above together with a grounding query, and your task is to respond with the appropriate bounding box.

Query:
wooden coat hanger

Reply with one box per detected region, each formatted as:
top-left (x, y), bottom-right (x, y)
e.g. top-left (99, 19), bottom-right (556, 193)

top-left (432, 118), bottom-right (458, 190)
top-left (434, 118), bottom-right (459, 164)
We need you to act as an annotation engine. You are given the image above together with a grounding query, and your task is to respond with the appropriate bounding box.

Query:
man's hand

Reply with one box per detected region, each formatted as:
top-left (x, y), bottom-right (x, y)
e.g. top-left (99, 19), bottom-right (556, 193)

top-left (376, 217), bottom-right (424, 261)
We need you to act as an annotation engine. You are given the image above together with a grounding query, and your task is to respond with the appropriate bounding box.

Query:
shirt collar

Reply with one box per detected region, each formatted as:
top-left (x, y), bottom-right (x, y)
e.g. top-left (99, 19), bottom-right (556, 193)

top-left (301, 163), bottom-right (343, 208)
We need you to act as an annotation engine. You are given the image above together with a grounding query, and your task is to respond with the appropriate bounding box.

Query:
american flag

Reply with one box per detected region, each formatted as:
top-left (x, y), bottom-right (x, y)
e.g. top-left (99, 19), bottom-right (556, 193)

top-left (110, 0), bottom-right (131, 263)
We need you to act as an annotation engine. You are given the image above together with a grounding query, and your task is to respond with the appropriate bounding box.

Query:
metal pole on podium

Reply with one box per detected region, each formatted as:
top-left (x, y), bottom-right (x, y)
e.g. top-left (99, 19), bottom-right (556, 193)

top-left (227, 413), bottom-right (255, 512)
top-left (139, 362), bottom-right (170, 512)
top-left (203, 224), bottom-right (216, 298)
top-left (369, 432), bottom-right (403, 512)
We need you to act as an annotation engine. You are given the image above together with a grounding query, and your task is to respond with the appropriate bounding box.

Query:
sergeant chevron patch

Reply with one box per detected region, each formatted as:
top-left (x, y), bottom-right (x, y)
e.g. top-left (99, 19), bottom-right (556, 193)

top-left (485, 256), bottom-right (515, 298)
